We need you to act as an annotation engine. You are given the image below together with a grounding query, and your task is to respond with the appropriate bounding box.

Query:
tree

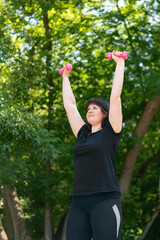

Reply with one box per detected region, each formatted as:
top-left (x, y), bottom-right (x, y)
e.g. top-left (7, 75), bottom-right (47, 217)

top-left (0, 0), bottom-right (160, 239)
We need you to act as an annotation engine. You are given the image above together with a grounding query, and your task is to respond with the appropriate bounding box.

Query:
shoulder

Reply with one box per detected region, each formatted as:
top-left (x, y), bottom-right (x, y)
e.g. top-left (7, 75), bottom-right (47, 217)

top-left (77, 124), bottom-right (90, 139)
top-left (104, 118), bottom-right (122, 139)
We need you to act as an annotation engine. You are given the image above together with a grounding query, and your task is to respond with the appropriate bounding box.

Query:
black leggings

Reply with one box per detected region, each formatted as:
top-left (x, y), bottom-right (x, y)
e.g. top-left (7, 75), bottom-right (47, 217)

top-left (66, 192), bottom-right (122, 240)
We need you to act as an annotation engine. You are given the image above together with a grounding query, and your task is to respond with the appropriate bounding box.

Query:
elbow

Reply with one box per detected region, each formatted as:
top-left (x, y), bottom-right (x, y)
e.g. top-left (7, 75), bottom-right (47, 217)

top-left (110, 94), bottom-right (121, 101)
top-left (63, 97), bottom-right (76, 109)
top-left (64, 102), bottom-right (76, 110)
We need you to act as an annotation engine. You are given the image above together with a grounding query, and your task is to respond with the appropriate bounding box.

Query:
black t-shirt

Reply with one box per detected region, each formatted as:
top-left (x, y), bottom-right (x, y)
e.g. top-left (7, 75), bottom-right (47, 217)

top-left (72, 118), bottom-right (122, 196)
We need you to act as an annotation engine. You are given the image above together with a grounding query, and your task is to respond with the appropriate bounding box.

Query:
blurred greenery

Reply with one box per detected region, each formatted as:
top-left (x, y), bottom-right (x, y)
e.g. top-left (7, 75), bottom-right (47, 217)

top-left (0, 0), bottom-right (160, 239)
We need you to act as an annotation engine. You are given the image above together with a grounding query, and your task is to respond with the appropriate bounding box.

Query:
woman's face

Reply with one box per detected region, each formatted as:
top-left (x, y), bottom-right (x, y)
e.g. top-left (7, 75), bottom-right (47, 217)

top-left (86, 104), bottom-right (107, 126)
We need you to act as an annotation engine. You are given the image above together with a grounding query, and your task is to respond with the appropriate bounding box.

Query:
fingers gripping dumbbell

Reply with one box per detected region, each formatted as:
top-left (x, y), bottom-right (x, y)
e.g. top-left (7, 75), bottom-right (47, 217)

top-left (108, 51), bottom-right (127, 60)
top-left (59, 64), bottom-right (73, 75)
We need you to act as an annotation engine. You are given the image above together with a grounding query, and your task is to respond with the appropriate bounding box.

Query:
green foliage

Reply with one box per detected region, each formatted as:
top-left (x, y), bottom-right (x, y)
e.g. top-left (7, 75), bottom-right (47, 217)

top-left (0, 0), bottom-right (160, 239)
top-left (0, 102), bottom-right (60, 184)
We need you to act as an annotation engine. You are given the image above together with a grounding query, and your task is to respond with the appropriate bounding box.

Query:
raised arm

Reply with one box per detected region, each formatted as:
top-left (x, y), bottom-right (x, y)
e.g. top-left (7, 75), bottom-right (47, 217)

top-left (109, 51), bottom-right (125, 133)
top-left (62, 66), bottom-right (85, 137)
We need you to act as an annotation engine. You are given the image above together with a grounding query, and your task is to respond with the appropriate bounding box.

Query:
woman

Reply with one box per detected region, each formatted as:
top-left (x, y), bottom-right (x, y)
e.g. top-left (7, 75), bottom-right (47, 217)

top-left (62, 51), bottom-right (125, 240)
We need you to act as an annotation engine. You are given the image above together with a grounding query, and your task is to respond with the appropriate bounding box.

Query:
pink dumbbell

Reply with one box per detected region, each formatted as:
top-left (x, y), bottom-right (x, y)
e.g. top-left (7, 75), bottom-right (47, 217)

top-left (59, 64), bottom-right (73, 75)
top-left (108, 51), bottom-right (127, 60)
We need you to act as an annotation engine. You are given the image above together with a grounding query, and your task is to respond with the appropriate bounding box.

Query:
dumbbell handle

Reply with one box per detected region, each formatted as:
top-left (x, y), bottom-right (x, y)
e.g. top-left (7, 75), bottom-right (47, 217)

top-left (59, 64), bottom-right (73, 75)
top-left (108, 51), bottom-right (127, 60)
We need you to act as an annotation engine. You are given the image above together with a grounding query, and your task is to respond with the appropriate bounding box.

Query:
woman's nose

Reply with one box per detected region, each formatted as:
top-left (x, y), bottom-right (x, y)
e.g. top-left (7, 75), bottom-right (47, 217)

top-left (88, 109), bottom-right (93, 113)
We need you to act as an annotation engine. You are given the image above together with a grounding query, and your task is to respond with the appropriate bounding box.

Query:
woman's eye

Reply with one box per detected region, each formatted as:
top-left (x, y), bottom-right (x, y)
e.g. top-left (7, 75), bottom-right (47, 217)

top-left (87, 106), bottom-right (97, 111)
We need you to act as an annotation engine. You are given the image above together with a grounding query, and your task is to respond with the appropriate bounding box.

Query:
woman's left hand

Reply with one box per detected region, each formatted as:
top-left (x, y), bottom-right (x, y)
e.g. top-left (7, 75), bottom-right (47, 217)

top-left (112, 50), bottom-right (125, 64)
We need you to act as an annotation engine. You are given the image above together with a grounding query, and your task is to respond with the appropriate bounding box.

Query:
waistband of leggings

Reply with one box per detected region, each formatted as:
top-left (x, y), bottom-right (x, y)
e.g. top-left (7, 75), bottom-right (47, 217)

top-left (72, 191), bottom-right (121, 198)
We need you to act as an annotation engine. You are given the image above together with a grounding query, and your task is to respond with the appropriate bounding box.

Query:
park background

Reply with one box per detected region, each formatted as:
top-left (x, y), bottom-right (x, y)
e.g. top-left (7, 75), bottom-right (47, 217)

top-left (0, 0), bottom-right (160, 239)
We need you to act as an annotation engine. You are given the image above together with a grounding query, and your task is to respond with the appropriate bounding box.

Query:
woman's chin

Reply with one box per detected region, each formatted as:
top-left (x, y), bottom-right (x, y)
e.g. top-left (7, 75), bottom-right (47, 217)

top-left (87, 120), bottom-right (95, 125)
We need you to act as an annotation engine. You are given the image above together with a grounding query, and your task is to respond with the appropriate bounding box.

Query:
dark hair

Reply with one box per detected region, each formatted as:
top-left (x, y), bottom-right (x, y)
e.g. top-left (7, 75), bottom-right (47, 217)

top-left (86, 97), bottom-right (110, 129)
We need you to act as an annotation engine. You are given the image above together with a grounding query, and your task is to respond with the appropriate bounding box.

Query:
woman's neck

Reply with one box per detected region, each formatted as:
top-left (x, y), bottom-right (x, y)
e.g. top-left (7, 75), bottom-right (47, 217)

top-left (91, 125), bottom-right (102, 133)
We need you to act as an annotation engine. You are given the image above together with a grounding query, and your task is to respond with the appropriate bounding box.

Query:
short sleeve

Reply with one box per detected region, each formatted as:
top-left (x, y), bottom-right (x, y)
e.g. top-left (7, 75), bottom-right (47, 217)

top-left (105, 118), bottom-right (122, 140)
top-left (77, 124), bottom-right (89, 139)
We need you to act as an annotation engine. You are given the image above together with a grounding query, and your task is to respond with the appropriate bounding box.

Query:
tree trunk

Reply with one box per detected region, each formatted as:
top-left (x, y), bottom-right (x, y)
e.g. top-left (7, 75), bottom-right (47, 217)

top-left (44, 201), bottom-right (53, 240)
top-left (137, 204), bottom-right (160, 240)
top-left (3, 192), bottom-right (15, 240)
top-left (43, 11), bottom-right (54, 240)
top-left (53, 212), bottom-right (68, 240)
top-left (60, 213), bottom-right (68, 240)
top-left (0, 219), bottom-right (8, 240)
top-left (44, 161), bottom-right (53, 240)
top-left (3, 185), bottom-right (31, 240)
top-left (119, 96), bottom-right (160, 196)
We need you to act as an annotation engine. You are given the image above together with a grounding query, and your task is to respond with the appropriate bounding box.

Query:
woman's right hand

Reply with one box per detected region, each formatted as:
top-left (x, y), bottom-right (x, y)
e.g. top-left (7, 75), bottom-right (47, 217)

top-left (62, 65), bottom-right (70, 77)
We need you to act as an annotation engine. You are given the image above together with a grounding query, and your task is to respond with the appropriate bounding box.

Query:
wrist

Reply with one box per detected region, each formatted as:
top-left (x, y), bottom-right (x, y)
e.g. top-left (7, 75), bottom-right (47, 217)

top-left (116, 61), bottom-right (125, 68)
top-left (63, 75), bottom-right (69, 79)
top-left (116, 60), bottom-right (125, 65)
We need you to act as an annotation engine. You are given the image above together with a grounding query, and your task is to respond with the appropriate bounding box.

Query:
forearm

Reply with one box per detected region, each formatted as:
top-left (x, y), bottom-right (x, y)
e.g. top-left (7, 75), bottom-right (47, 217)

top-left (110, 61), bottom-right (125, 99)
top-left (62, 75), bottom-right (76, 108)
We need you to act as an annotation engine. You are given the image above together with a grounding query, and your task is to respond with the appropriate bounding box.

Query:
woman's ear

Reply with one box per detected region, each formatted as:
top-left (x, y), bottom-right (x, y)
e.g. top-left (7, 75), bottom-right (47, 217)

top-left (104, 112), bottom-right (108, 118)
